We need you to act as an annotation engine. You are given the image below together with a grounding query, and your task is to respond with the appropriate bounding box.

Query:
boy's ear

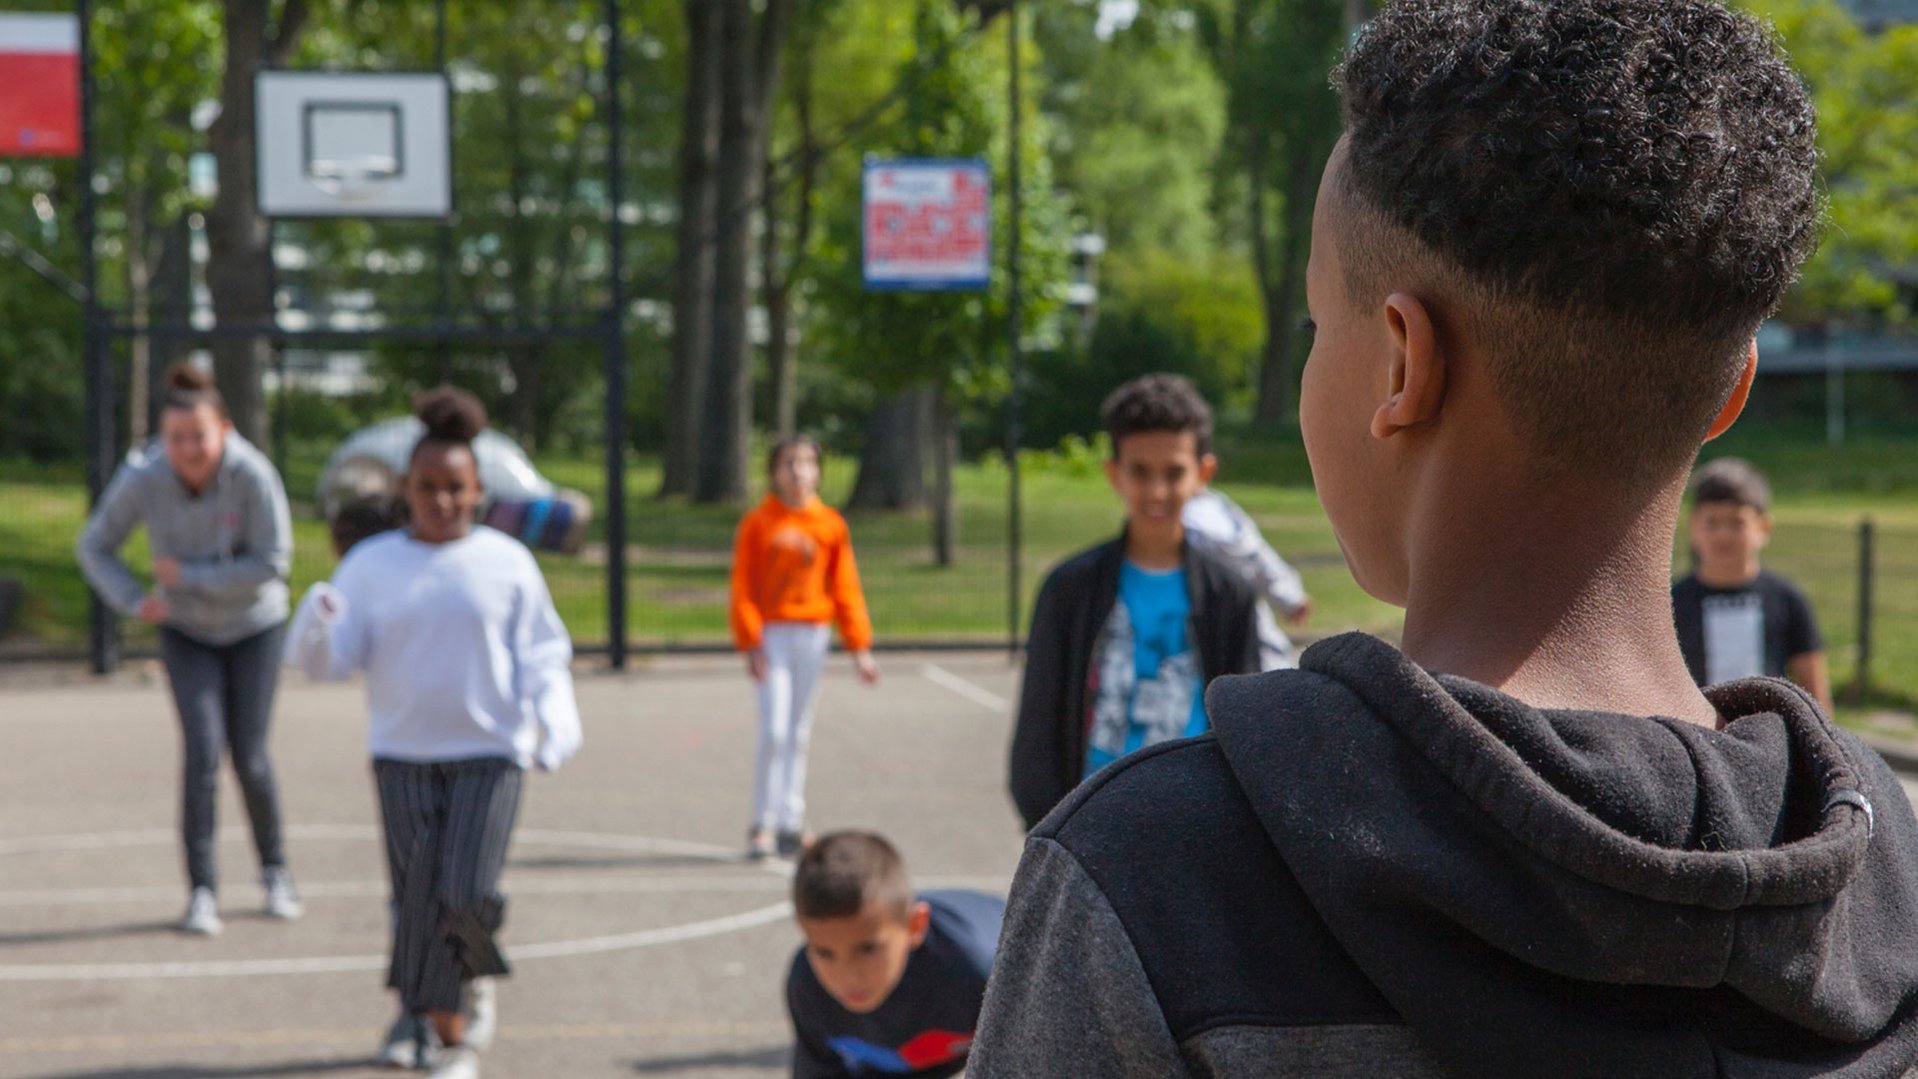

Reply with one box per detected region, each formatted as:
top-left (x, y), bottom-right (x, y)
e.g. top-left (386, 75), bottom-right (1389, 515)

top-left (1197, 453), bottom-right (1218, 487)
top-left (1370, 292), bottom-right (1446, 440)
top-left (1103, 455), bottom-right (1120, 492)
top-left (907, 901), bottom-right (932, 948)
top-left (1703, 340), bottom-right (1759, 443)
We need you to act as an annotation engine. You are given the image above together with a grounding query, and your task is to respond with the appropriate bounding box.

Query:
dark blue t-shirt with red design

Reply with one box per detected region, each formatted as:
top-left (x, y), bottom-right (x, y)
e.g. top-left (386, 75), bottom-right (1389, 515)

top-left (787, 890), bottom-right (1004, 1079)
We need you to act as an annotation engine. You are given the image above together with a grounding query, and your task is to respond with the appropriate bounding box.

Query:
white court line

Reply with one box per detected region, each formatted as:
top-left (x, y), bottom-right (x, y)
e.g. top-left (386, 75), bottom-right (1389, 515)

top-left (0, 824), bottom-right (795, 982)
top-left (921, 664), bottom-right (1010, 713)
top-left (0, 874), bottom-right (1009, 907)
top-left (0, 901), bottom-right (795, 982)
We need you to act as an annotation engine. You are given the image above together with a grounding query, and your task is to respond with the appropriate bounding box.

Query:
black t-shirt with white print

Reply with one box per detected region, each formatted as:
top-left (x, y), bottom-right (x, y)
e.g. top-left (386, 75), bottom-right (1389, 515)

top-left (1672, 569), bottom-right (1823, 686)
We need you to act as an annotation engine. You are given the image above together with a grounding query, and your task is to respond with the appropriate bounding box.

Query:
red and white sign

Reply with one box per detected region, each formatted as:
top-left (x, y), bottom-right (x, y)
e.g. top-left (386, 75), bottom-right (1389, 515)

top-left (863, 158), bottom-right (991, 291)
top-left (0, 14), bottom-right (80, 158)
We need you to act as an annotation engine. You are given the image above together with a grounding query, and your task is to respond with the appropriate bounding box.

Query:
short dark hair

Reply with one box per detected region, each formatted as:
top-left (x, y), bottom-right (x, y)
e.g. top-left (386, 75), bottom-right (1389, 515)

top-left (330, 494), bottom-right (405, 556)
top-left (1333, 0), bottom-right (1821, 482)
top-left (1691, 457), bottom-right (1771, 514)
top-left (792, 832), bottom-right (913, 922)
top-left (767, 434), bottom-right (823, 479)
top-left (1100, 373), bottom-right (1214, 459)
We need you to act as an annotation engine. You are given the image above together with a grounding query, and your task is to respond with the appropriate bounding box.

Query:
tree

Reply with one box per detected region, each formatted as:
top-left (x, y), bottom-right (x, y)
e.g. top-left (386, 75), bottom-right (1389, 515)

top-left (1198, 0), bottom-right (1346, 426)
top-left (206, 0), bottom-right (309, 445)
top-left (805, 0), bottom-right (1070, 534)
top-left (661, 0), bottom-right (719, 497)
top-left (1743, 0), bottom-right (1918, 327)
top-left (695, 0), bottom-right (792, 504)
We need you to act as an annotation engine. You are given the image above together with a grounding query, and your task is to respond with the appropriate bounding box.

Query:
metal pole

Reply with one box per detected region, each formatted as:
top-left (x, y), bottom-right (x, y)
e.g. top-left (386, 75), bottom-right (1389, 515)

top-left (79, 0), bottom-right (118, 674)
top-left (1855, 518), bottom-right (1874, 706)
top-left (1004, 0), bottom-right (1024, 659)
top-left (603, 0), bottom-right (629, 669)
top-left (1826, 341), bottom-right (1844, 448)
top-left (435, 0), bottom-right (453, 384)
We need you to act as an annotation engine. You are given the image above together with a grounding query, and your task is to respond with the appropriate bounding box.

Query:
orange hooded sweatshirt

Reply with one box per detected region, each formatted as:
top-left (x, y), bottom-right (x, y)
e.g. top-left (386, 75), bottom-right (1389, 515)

top-left (729, 494), bottom-right (873, 653)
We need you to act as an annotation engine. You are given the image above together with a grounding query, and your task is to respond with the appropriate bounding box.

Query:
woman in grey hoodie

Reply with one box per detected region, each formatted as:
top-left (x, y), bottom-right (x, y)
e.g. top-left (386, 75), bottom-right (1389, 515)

top-left (77, 363), bottom-right (301, 936)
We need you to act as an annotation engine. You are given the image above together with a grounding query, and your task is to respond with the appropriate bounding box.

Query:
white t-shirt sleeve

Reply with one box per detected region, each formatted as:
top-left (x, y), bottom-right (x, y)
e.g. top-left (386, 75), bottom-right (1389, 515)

top-left (511, 551), bottom-right (581, 771)
top-left (283, 559), bottom-right (373, 681)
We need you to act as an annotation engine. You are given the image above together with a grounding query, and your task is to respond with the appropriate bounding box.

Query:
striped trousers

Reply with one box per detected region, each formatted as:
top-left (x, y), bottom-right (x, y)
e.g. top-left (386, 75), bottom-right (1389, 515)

top-left (373, 757), bottom-right (523, 1015)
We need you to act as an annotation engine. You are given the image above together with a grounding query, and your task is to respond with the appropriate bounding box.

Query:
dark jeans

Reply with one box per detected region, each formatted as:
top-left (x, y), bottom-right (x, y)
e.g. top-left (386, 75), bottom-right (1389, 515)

top-left (159, 623), bottom-right (288, 892)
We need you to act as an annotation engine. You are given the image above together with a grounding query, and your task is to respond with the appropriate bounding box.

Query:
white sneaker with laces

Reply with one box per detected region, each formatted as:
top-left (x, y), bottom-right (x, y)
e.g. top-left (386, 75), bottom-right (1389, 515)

top-left (180, 887), bottom-right (222, 937)
top-left (427, 1044), bottom-right (480, 1079)
top-left (463, 977), bottom-right (498, 1051)
top-left (262, 866), bottom-right (303, 920)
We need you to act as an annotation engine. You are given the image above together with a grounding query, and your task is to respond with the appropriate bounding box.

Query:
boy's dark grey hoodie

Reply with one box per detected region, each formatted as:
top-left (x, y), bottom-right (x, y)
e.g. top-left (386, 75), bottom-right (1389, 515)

top-left (971, 633), bottom-right (1918, 1077)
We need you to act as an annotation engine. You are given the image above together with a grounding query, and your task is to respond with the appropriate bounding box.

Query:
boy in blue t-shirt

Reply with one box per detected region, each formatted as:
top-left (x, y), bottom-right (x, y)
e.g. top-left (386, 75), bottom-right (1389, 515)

top-left (1009, 373), bottom-right (1262, 829)
top-left (786, 832), bottom-right (1003, 1079)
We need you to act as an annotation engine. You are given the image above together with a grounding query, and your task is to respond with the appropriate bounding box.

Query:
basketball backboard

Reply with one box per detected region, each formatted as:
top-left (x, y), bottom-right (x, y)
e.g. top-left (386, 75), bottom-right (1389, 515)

top-left (256, 71), bottom-right (450, 218)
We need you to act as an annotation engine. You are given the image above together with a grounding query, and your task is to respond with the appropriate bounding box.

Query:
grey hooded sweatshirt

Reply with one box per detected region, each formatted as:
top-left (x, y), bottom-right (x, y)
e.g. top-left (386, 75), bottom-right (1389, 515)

top-left (971, 632), bottom-right (1918, 1077)
top-left (77, 432), bottom-right (291, 645)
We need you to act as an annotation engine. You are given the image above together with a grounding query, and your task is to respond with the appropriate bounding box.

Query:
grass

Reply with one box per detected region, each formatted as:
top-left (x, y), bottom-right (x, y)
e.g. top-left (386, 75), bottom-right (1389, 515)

top-left (3, 423), bottom-right (1914, 711)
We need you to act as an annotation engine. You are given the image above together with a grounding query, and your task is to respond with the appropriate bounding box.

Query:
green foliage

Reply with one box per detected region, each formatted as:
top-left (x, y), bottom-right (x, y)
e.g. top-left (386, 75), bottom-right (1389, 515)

top-left (803, 1), bottom-right (1074, 414)
top-left (1018, 248), bottom-right (1261, 449)
top-left (1742, 0), bottom-right (1918, 325)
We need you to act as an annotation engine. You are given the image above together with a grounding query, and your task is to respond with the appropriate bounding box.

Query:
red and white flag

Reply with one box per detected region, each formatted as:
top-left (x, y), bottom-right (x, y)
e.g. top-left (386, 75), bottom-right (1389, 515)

top-left (0, 14), bottom-right (81, 158)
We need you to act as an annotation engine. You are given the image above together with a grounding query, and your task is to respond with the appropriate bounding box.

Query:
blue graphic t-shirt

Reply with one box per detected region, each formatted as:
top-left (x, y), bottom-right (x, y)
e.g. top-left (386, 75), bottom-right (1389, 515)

top-left (787, 890), bottom-right (1005, 1079)
top-left (1084, 562), bottom-right (1207, 778)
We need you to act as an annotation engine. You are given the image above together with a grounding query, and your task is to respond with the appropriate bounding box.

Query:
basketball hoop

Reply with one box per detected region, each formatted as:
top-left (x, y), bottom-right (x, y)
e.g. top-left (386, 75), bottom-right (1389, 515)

top-left (307, 155), bottom-right (399, 203)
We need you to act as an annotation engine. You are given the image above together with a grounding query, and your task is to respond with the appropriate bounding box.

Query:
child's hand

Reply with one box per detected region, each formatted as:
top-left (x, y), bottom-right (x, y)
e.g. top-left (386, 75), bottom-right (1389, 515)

top-left (853, 650), bottom-right (880, 685)
top-left (746, 648), bottom-right (767, 682)
top-left (153, 557), bottom-right (182, 589)
top-left (1285, 596), bottom-right (1314, 628)
top-left (137, 595), bottom-right (170, 624)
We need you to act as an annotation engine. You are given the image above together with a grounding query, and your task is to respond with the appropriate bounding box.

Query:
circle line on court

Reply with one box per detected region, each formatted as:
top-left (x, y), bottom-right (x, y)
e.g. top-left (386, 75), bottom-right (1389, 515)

top-left (0, 825), bottom-right (794, 983)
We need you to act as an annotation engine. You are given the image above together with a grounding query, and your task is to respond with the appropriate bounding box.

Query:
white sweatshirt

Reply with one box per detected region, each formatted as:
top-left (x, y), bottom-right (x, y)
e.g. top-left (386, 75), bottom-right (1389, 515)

top-left (283, 527), bottom-right (582, 770)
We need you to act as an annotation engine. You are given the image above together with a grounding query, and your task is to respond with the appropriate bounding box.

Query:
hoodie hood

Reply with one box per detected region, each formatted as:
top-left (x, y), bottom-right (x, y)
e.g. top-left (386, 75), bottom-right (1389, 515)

top-left (1209, 632), bottom-right (1918, 1077)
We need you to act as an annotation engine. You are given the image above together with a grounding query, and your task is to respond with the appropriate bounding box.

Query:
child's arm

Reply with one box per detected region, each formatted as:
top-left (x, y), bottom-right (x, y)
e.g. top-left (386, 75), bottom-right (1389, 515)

top-left (515, 561), bottom-right (582, 772)
top-left (74, 464), bottom-right (153, 621)
top-left (1787, 651), bottom-right (1835, 716)
top-left (282, 579), bottom-right (370, 681)
top-left (1008, 576), bottom-right (1070, 831)
top-left (825, 520), bottom-right (877, 683)
top-left (730, 514), bottom-right (767, 675)
top-left (1781, 578), bottom-right (1834, 715)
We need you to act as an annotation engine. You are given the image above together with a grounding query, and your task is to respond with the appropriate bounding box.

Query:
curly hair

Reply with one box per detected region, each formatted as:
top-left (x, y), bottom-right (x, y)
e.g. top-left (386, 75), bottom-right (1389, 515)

top-left (1332, 0), bottom-right (1822, 480)
top-left (409, 385), bottom-right (487, 465)
top-left (1101, 373), bottom-right (1214, 459)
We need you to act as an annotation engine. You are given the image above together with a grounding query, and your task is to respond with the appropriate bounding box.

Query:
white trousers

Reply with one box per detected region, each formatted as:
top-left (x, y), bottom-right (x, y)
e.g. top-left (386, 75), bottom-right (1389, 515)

top-left (751, 622), bottom-right (831, 832)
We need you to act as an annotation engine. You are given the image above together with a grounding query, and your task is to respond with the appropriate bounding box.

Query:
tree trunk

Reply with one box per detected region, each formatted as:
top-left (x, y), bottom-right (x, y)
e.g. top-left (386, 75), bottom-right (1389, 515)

top-left (503, 54), bottom-right (542, 448)
top-left (1253, 154), bottom-right (1321, 425)
top-left (696, 0), bottom-right (790, 504)
top-left (931, 387), bottom-right (957, 566)
top-left (763, 27), bottom-right (818, 439)
top-left (126, 182), bottom-right (152, 446)
top-left (205, 0), bottom-right (307, 446)
top-left (661, 0), bottom-right (720, 497)
top-left (848, 387), bottom-right (932, 511)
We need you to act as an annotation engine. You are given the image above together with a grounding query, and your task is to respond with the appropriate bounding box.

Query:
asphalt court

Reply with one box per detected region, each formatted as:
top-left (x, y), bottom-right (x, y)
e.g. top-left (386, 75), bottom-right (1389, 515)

top-left (0, 653), bottom-right (1026, 1078)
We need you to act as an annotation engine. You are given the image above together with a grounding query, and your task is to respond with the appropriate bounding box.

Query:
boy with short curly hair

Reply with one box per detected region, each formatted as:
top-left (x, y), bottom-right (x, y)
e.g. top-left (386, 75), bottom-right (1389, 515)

top-left (972, 2), bottom-right (1918, 1075)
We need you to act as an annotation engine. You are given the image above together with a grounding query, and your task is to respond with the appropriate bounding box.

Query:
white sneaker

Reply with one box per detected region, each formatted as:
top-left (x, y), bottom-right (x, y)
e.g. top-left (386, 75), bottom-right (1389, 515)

top-left (463, 977), bottom-right (498, 1051)
top-left (427, 1044), bottom-right (480, 1079)
top-left (377, 1010), bottom-right (435, 1069)
top-left (180, 887), bottom-right (222, 937)
top-left (262, 866), bottom-right (303, 920)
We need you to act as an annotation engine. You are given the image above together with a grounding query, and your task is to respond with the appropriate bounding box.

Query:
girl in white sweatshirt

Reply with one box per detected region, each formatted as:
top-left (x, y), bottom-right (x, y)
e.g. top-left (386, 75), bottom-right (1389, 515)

top-left (286, 388), bottom-right (580, 1079)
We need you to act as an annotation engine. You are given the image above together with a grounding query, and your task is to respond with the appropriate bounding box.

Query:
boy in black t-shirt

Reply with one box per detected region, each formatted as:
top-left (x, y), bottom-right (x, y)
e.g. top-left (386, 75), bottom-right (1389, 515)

top-left (786, 832), bottom-right (1002, 1079)
top-left (1671, 457), bottom-right (1833, 713)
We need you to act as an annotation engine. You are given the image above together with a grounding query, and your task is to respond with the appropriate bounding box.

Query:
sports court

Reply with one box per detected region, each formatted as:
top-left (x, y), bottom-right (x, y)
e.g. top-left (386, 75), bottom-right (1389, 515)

top-left (0, 653), bottom-right (1024, 1078)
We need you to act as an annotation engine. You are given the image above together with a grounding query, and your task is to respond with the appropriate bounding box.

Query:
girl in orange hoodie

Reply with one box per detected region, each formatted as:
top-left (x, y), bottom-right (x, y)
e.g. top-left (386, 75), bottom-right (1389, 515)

top-left (731, 436), bottom-right (879, 858)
